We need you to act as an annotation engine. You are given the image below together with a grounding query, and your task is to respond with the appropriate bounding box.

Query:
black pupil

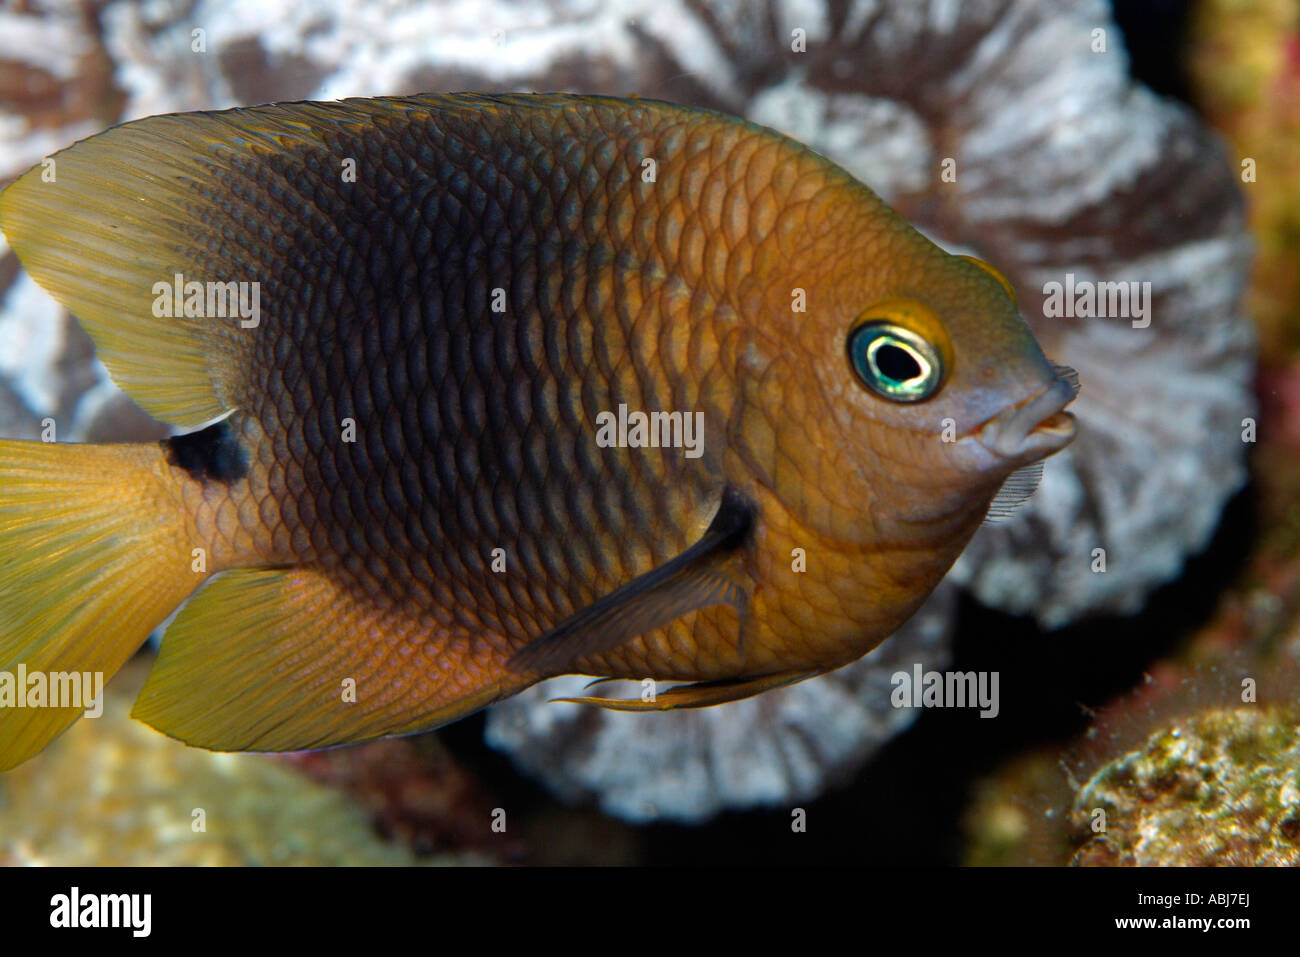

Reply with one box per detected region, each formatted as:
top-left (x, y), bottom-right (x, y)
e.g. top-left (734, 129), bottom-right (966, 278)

top-left (876, 343), bottom-right (922, 383)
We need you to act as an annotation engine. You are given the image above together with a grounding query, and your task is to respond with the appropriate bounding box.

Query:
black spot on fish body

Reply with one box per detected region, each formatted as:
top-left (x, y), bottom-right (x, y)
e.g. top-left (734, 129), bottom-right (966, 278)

top-left (162, 419), bottom-right (249, 483)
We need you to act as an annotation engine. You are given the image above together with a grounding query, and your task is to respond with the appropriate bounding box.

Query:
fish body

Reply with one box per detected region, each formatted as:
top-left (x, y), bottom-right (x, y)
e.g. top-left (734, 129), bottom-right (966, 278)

top-left (0, 94), bottom-right (1075, 768)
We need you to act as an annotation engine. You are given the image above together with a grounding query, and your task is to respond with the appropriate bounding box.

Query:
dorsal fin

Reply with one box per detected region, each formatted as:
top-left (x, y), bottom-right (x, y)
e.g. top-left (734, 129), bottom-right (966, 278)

top-left (0, 97), bottom-right (509, 428)
top-left (0, 109), bottom-right (332, 427)
top-left (0, 94), bottom-right (764, 429)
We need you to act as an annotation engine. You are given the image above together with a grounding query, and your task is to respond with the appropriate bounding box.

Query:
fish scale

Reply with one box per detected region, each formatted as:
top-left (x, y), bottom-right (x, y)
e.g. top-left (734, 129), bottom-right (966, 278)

top-left (249, 115), bottom-right (709, 653)
top-left (0, 93), bottom-right (1076, 767)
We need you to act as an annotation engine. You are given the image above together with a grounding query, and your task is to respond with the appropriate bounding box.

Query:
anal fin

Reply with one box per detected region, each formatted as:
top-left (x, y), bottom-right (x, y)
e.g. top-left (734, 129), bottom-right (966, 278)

top-left (132, 567), bottom-right (534, 752)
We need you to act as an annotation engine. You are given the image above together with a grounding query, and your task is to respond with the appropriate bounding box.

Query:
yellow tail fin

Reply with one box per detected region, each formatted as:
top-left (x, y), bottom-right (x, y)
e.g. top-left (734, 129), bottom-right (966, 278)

top-left (0, 439), bottom-right (201, 770)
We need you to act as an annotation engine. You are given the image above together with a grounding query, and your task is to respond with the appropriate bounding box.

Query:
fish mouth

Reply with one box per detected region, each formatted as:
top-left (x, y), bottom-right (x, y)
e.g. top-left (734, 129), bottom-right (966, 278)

top-left (976, 368), bottom-right (1079, 461)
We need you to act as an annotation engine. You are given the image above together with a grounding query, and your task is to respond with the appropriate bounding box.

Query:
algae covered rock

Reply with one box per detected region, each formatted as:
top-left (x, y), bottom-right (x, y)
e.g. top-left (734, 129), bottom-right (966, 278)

top-left (1069, 704), bottom-right (1300, 866)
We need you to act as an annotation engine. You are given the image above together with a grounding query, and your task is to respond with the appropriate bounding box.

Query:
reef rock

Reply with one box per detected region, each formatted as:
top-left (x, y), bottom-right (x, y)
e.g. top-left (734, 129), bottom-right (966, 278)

top-left (1070, 704), bottom-right (1300, 866)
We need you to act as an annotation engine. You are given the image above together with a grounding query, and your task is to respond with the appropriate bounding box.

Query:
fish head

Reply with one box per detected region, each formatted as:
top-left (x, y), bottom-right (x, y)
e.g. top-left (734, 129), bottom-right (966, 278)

top-left (742, 231), bottom-right (1077, 547)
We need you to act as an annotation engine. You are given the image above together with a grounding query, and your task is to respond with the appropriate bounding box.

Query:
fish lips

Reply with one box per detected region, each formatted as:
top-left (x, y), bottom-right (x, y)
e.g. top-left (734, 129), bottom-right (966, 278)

top-left (976, 371), bottom-right (1078, 463)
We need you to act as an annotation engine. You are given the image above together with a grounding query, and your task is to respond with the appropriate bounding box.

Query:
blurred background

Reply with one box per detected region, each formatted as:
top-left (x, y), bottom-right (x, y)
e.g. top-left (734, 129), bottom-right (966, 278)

top-left (0, 0), bottom-right (1297, 865)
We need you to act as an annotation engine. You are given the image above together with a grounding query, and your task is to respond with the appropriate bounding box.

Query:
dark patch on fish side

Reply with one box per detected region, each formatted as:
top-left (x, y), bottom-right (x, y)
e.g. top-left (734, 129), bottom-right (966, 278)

top-left (162, 419), bottom-right (248, 483)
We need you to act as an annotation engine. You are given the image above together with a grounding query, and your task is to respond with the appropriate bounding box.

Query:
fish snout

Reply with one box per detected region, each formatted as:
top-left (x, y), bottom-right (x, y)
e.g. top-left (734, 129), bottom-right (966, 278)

top-left (976, 368), bottom-right (1078, 462)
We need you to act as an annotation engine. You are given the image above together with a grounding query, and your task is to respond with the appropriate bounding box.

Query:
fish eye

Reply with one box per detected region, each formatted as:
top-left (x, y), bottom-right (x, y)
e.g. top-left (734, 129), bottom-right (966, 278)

top-left (847, 322), bottom-right (944, 402)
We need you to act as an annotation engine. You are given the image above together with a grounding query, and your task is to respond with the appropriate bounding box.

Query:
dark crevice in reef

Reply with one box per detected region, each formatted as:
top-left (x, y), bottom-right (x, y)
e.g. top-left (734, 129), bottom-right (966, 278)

top-left (1110, 0), bottom-right (1198, 107)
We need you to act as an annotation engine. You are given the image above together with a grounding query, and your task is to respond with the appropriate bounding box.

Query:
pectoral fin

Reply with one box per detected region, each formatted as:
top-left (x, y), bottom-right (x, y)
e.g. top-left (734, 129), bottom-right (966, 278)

top-left (507, 488), bottom-right (755, 675)
top-left (552, 670), bottom-right (821, 711)
top-left (983, 460), bottom-right (1044, 524)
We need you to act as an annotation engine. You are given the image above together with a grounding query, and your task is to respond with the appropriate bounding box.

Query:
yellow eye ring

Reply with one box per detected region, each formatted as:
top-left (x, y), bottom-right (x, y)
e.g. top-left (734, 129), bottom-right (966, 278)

top-left (847, 322), bottom-right (944, 402)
